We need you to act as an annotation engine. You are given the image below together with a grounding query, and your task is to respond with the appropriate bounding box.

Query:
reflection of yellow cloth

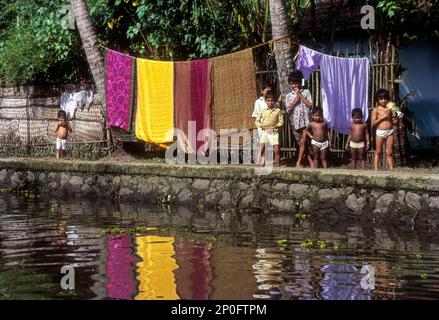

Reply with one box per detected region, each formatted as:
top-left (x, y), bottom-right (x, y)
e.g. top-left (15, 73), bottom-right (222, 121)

top-left (135, 235), bottom-right (179, 300)
top-left (135, 58), bottom-right (174, 147)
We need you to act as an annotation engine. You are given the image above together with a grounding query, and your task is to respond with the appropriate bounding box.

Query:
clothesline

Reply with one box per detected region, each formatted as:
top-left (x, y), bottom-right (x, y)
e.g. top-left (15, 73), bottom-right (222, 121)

top-left (97, 34), bottom-right (299, 61)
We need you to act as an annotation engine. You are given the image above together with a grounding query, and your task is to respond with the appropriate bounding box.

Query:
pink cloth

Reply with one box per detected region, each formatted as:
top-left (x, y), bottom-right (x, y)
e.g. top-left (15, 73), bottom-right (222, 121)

top-left (106, 234), bottom-right (137, 300)
top-left (105, 49), bottom-right (135, 132)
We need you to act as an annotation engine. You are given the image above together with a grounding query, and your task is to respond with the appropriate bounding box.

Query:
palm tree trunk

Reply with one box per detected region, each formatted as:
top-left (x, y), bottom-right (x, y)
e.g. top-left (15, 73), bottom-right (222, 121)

top-left (70, 0), bottom-right (105, 94)
top-left (268, 0), bottom-right (294, 98)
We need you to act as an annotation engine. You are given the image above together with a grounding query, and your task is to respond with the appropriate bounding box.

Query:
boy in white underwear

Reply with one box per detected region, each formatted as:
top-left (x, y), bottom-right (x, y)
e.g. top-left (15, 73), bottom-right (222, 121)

top-left (53, 110), bottom-right (72, 160)
top-left (372, 89), bottom-right (395, 170)
top-left (345, 108), bottom-right (370, 170)
top-left (305, 108), bottom-right (331, 169)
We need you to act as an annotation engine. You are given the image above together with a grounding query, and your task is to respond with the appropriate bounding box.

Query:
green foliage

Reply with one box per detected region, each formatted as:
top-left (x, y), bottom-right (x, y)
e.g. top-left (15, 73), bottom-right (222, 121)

top-left (105, 0), bottom-right (268, 60)
top-left (0, 0), bottom-right (90, 85)
top-left (0, 143), bottom-right (112, 161)
top-left (375, 0), bottom-right (439, 41)
top-left (0, 26), bottom-right (48, 85)
top-left (1, 0), bottom-right (437, 85)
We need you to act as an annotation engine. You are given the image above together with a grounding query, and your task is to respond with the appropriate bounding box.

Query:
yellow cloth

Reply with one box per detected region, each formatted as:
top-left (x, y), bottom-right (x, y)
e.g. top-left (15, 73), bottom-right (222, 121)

top-left (135, 235), bottom-right (179, 300)
top-left (135, 58), bottom-right (174, 147)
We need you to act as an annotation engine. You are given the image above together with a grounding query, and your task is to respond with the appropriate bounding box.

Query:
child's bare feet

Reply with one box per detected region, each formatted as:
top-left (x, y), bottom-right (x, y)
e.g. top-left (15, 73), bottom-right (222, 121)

top-left (296, 162), bottom-right (302, 168)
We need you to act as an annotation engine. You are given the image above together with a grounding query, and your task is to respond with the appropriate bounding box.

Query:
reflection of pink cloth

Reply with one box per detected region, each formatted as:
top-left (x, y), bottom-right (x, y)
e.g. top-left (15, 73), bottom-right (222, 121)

top-left (106, 234), bottom-right (137, 300)
top-left (105, 49), bottom-right (135, 132)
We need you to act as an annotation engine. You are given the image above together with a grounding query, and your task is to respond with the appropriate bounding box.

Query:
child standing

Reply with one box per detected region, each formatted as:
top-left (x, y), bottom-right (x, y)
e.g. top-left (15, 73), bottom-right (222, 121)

top-left (53, 110), bottom-right (72, 160)
top-left (345, 108), bottom-right (370, 170)
top-left (371, 89), bottom-right (395, 170)
top-left (285, 70), bottom-right (314, 168)
top-left (305, 108), bottom-right (331, 169)
top-left (252, 83), bottom-right (272, 165)
top-left (252, 83), bottom-right (272, 121)
top-left (255, 94), bottom-right (284, 167)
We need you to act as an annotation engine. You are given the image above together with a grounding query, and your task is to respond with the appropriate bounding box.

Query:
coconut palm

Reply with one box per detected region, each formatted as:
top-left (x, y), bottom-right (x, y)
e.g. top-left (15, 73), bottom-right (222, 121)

top-left (268, 0), bottom-right (295, 97)
top-left (70, 0), bottom-right (105, 94)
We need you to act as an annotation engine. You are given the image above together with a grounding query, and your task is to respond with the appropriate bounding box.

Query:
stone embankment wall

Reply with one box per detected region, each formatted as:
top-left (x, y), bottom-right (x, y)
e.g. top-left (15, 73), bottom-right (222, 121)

top-left (1, 159), bottom-right (438, 228)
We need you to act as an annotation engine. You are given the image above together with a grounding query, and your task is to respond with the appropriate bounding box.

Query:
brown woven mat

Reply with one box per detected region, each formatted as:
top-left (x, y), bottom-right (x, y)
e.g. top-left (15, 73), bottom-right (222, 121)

top-left (211, 48), bottom-right (257, 133)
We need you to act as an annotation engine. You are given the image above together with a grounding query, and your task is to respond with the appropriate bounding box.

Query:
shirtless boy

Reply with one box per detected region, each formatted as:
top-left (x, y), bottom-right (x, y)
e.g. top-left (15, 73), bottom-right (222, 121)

top-left (371, 89), bottom-right (395, 170)
top-left (53, 110), bottom-right (72, 160)
top-left (345, 108), bottom-right (370, 170)
top-left (305, 108), bottom-right (331, 169)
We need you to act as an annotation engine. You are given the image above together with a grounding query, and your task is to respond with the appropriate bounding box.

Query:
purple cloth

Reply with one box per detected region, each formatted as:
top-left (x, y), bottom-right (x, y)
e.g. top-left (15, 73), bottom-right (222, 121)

top-left (105, 49), bottom-right (135, 132)
top-left (106, 234), bottom-right (137, 300)
top-left (320, 262), bottom-right (372, 300)
top-left (320, 55), bottom-right (370, 134)
top-left (296, 46), bottom-right (322, 80)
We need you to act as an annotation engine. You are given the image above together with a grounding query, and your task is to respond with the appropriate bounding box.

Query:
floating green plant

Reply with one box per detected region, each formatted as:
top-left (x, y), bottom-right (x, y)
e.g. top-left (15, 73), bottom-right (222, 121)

top-left (277, 239), bottom-right (289, 247)
top-left (416, 253), bottom-right (423, 260)
top-left (295, 213), bottom-right (311, 222)
top-left (100, 227), bottom-right (127, 235)
top-left (206, 236), bottom-right (217, 243)
top-left (420, 272), bottom-right (428, 280)
top-left (50, 203), bottom-right (59, 214)
top-left (299, 238), bottom-right (332, 250)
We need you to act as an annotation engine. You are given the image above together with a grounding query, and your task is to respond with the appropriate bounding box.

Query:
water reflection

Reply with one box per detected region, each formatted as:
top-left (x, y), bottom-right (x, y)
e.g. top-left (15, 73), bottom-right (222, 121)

top-left (1, 193), bottom-right (439, 300)
top-left (174, 239), bottom-right (213, 300)
top-left (105, 234), bottom-right (136, 300)
top-left (135, 235), bottom-right (179, 300)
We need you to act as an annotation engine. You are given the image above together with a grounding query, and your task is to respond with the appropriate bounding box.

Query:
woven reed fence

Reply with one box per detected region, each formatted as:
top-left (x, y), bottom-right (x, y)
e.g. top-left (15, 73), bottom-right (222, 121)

top-left (0, 83), bottom-right (110, 159)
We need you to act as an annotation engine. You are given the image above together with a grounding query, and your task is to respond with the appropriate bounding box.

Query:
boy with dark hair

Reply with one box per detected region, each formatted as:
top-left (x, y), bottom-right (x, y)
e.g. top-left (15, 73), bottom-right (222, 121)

top-left (255, 93), bottom-right (284, 167)
top-left (252, 83), bottom-right (272, 120)
top-left (345, 108), bottom-right (370, 170)
top-left (53, 110), bottom-right (72, 160)
top-left (252, 83), bottom-right (272, 165)
top-left (285, 70), bottom-right (314, 168)
top-left (305, 108), bottom-right (331, 169)
top-left (372, 89), bottom-right (395, 170)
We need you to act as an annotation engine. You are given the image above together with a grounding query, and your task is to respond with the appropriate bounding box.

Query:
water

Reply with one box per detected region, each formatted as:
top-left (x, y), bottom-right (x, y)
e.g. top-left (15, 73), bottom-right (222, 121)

top-left (1, 193), bottom-right (439, 300)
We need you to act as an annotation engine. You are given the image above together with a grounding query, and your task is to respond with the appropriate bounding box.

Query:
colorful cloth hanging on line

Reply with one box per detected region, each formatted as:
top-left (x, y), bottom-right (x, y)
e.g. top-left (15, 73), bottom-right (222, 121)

top-left (135, 58), bottom-right (174, 147)
top-left (211, 48), bottom-right (257, 132)
top-left (296, 45), bottom-right (370, 134)
top-left (296, 45), bottom-right (322, 81)
top-left (174, 59), bottom-right (212, 154)
top-left (105, 49), bottom-right (136, 132)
